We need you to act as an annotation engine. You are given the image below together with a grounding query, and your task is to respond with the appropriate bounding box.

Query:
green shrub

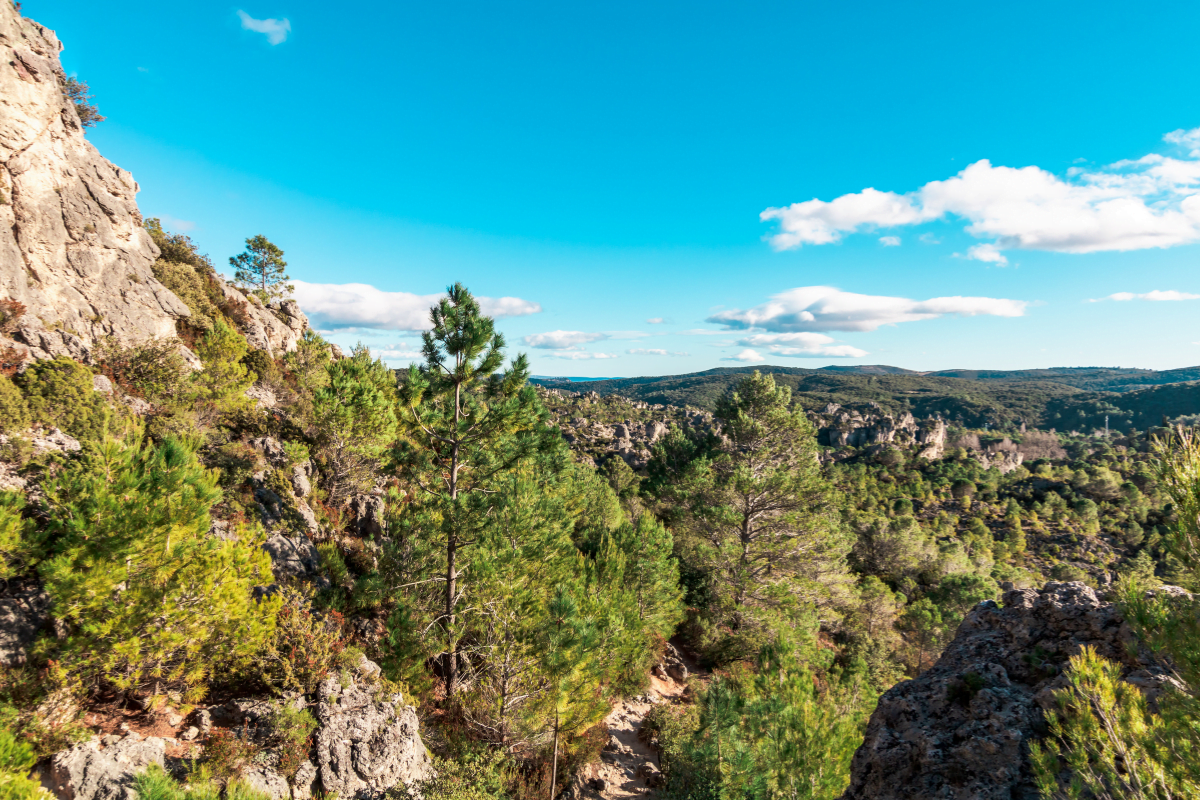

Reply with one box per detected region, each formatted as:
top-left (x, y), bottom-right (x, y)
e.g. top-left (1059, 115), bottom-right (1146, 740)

top-left (144, 219), bottom-right (226, 337)
top-left (0, 375), bottom-right (30, 434)
top-left (266, 705), bottom-right (317, 779)
top-left (95, 337), bottom-right (188, 405)
top-left (255, 591), bottom-right (347, 694)
top-left (391, 751), bottom-right (515, 800)
top-left (38, 433), bottom-right (278, 698)
top-left (151, 260), bottom-right (222, 335)
top-left (0, 726), bottom-right (45, 800)
top-left (190, 321), bottom-right (254, 424)
top-left (0, 491), bottom-right (43, 580)
top-left (17, 357), bottom-right (108, 441)
top-left (241, 350), bottom-right (280, 385)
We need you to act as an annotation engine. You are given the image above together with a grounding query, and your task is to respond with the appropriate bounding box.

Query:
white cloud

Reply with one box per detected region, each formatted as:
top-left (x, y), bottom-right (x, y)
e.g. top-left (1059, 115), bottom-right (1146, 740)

top-left (723, 349), bottom-right (763, 362)
top-left (238, 10), bottom-right (291, 44)
top-left (523, 330), bottom-right (608, 350)
top-left (707, 286), bottom-right (1027, 333)
top-left (1091, 289), bottom-right (1200, 302)
top-left (735, 332), bottom-right (867, 358)
top-left (879, 236), bottom-right (901, 246)
top-left (627, 348), bottom-right (688, 356)
top-left (919, 233), bottom-right (942, 244)
top-left (965, 243), bottom-right (1009, 266)
top-left (547, 351), bottom-right (620, 360)
top-left (646, 317), bottom-right (666, 324)
top-left (604, 330), bottom-right (650, 340)
top-left (292, 281), bottom-right (542, 331)
top-left (760, 129), bottom-right (1200, 260)
top-left (374, 345), bottom-right (423, 362)
top-left (1164, 126), bottom-right (1200, 157)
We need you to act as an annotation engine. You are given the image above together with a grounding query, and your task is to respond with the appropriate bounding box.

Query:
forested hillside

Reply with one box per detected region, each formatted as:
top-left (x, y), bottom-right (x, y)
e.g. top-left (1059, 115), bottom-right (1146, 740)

top-left (534, 366), bottom-right (1200, 433)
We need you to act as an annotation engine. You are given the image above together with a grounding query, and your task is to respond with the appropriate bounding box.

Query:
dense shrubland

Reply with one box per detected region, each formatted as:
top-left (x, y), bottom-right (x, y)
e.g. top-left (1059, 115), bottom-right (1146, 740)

top-left (0, 221), bottom-right (1198, 800)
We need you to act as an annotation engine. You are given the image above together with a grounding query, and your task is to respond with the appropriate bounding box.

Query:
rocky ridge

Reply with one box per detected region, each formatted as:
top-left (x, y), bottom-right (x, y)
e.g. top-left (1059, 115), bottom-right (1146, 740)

top-left (839, 582), bottom-right (1180, 800)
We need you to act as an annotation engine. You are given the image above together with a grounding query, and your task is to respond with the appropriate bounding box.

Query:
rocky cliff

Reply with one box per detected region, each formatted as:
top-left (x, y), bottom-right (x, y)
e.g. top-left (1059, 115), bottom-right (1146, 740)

top-left (840, 582), bottom-right (1180, 800)
top-left (0, 5), bottom-right (191, 361)
top-left (0, 4), bottom-right (309, 363)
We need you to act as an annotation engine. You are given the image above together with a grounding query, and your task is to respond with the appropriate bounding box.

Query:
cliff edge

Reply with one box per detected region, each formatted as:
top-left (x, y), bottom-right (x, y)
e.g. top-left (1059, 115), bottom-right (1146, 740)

top-left (841, 582), bottom-right (1178, 800)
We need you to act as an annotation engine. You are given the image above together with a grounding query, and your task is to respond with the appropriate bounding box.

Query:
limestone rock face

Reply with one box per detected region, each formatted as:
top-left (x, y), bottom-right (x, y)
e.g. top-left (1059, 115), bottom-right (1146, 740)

top-left (839, 582), bottom-right (1161, 800)
top-left (213, 277), bottom-right (308, 357)
top-left (0, 5), bottom-right (191, 363)
top-left (47, 734), bottom-right (168, 800)
top-left (314, 659), bottom-right (432, 799)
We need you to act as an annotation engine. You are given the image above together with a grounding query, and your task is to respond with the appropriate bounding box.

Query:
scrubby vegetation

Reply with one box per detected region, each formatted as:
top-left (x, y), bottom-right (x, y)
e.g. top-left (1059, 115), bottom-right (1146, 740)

top-left (1, 220), bottom-right (1198, 799)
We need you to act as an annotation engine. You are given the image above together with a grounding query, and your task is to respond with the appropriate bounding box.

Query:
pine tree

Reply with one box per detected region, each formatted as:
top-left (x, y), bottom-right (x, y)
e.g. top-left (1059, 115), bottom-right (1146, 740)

top-left (38, 432), bottom-right (278, 699)
top-left (312, 345), bottom-right (398, 504)
top-left (532, 586), bottom-right (609, 800)
top-left (680, 371), bottom-right (851, 641)
top-left (394, 283), bottom-right (556, 700)
top-left (230, 235), bottom-right (292, 303)
top-left (188, 319), bottom-right (255, 424)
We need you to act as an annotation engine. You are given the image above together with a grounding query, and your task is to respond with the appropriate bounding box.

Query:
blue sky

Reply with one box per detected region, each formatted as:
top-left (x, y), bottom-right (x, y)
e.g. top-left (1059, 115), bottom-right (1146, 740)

top-left (34, 0), bottom-right (1200, 375)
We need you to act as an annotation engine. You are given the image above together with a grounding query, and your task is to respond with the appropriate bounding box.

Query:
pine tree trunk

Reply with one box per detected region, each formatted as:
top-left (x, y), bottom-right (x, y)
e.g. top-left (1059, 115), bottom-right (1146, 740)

top-left (550, 711), bottom-right (560, 800)
top-left (445, 536), bottom-right (457, 699)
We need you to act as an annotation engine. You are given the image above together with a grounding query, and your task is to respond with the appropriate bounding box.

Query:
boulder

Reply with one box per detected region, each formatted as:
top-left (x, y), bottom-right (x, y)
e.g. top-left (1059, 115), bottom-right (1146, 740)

top-left (839, 582), bottom-right (1162, 800)
top-left (0, 584), bottom-right (50, 666)
top-left (241, 766), bottom-right (290, 800)
top-left (347, 494), bottom-right (384, 538)
top-left (262, 533), bottom-right (321, 581)
top-left (30, 428), bottom-right (81, 455)
top-left (314, 658), bottom-right (432, 798)
top-left (48, 734), bottom-right (168, 800)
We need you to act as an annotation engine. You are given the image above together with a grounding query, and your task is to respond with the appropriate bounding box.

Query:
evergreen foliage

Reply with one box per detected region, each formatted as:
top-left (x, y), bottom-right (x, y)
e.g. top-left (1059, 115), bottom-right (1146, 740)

top-left (0, 726), bottom-right (44, 800)
top-left (16, 357), bottom-right (108, 441)
top-left (230, 236), bottom-right (292, 303)
top-left (653, 642), bottom-right (870, 800)
top-left (1029, 647), bottom-right (1184, 799)
top-left (675, 371), bottom-right (851, 655)
top-left (312, 345), bottom-right (398, 503)
top-left (0, 491), bottom-right (41, 581)
top-left (394, 283), bottom-right (557, 699)
top-left (144, 219), bottom-right (225, 335)
top-left (62, 77), bottom-right (104, 128)
top-left (38, 432), bottom-right (277, 698)
top-left (0, 375), bottom-right (30, 435)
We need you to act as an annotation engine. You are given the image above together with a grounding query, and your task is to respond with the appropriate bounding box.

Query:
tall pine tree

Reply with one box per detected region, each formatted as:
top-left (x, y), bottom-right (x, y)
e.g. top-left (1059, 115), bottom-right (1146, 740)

top-left (394, 283), bottom-right (556, 700)
top-left (680, 371), bottom-right (851, 647)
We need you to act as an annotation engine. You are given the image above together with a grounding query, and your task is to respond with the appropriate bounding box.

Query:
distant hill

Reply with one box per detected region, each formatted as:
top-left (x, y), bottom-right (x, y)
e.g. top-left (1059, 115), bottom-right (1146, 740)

top-left (926, 366), bottom-right (1200, 392)
top-left (531, 364), bottom-right (1200, 432)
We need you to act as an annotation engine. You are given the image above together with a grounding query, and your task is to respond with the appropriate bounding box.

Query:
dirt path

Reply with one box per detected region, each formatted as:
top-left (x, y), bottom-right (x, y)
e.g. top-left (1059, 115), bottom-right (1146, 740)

top-left (573, 642), bottom-right (701, 798)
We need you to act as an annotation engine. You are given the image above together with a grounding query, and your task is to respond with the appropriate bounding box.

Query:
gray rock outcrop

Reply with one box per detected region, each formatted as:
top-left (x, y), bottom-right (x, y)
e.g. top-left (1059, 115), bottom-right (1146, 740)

top-left (314, 658), bottom-right (432, 799)
top-left (347, 494), bottom-right (384, 538)
top-left (47, 734), bottom-right (169, 800)
top-left (839, 582), bottom-right (1161, 800)
top-left (0, 583), bottom-right (50, 666)
top-left (0, 5), bottom-right (192, 364)
top-left (213, 279), bottom-right (307, 357)
top-left (262, 533), bottom-right (321, 581)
